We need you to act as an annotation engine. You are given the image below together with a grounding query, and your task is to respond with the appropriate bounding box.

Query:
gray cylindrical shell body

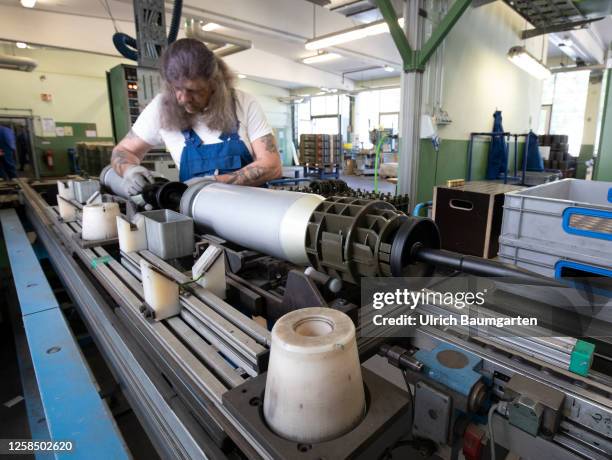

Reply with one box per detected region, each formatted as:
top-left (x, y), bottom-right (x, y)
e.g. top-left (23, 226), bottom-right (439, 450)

top-left (181, 182), bottom-right (324, 265)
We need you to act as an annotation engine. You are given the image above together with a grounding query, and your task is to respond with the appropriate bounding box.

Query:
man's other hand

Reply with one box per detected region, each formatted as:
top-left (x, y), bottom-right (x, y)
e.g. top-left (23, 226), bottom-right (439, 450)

top-left (123, 165), bottom-right (154, 195)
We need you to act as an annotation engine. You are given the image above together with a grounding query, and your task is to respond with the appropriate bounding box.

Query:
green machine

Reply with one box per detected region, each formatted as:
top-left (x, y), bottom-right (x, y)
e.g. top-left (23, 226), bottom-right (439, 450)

top-left (106, 64), bottom-right (140, 143)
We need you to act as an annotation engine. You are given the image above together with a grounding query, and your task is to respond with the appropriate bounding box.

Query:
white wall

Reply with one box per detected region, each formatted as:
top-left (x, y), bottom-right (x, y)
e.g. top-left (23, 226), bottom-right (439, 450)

top-left (437, 2), bottom-right (546, 139)
top-left (0, 2), bottom-right (357, 91)
top-left (0, 45), bottom-right (130, 137)
top-left (236, 78), bottom-right (290, 129)
top-left (0, 45), bottom-right (292, 139)
top-left (313, 2), bottom-right (548, 144)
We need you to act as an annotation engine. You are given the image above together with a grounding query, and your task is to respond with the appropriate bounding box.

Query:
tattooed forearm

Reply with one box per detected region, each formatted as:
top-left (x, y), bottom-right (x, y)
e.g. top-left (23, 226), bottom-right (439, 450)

top-left (111, 130), bottom-right (146, 176)
top-left (214, 133), bottom-right (282, 185)
top-left (222, 165), bottom-right (267, 185)
top-left (111, 149), bottom-right (139, 175)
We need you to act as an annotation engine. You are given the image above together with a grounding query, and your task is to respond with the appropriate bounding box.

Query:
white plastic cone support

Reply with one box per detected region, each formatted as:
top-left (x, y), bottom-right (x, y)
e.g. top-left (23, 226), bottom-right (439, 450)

top-left (263, 307), bottom-right (366, 443)
top-left (81, 202), bottom-right (120, 241)
top-left (192, 245), bottom-right (226, 299)
top-left (57, 180), bottom-right (75, 200)
top-left (57, 195), bottom-right (76, 221)
top-left (116, 214), bottom-right (147, 253)
top-left (140, 259), bottom-right (181, 321)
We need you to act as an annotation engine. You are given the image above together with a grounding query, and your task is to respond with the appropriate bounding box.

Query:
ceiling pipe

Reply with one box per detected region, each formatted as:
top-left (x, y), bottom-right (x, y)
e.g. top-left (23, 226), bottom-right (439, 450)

top-left (175, 3), bottom-right (400, 68)
top-left (0, 54), bottom-right (37, 71)
top-left (184, 18), bottom-right (252, 56)
top-left (550, 64), bottom-right (605, 73)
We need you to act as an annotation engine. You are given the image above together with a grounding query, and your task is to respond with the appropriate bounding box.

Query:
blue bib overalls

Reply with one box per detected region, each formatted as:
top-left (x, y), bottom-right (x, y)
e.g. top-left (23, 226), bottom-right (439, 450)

top-left (179, 127), bottom-right (253, 182)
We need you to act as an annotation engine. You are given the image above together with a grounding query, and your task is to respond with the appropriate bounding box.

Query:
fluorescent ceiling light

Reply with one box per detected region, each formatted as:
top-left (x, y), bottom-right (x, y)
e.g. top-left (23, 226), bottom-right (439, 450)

top-left (237, 74), bottom-right (246, 79)
top-left (302, 52), bottom-right (341, 64)
top-left (507, 46), bottom-right (551, 80)
top-left (305, 18), bottom-right (404, 50)
top-left (383, 65), bottom-right (394, 72)
top-left (201, 22), bottom-right (221, 32)
top-left (16, 42), bottom-right (28, 49)
top-left (21, 0), bottom-right (36, 7)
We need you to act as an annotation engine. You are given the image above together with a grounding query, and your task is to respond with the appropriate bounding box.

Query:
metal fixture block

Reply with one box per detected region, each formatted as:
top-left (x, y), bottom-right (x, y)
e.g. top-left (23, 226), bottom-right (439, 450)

top-left (504, 374), bottom-right (565, 436)
top-left (73, 179), bottom-right (100, 204)
top-left (508, 395), bottom-right (544, 436)
top-left (141, 209), bottom-right (194, 260)
top-left (222, 368), bottom-right (412, 460)
top-left (413, 381), bottom-right (452, 444)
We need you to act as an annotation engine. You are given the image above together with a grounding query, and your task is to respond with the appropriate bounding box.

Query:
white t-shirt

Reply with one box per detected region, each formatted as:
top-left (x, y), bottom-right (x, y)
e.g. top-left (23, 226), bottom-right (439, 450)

top-left (132, 90), bottom-right (272, 167)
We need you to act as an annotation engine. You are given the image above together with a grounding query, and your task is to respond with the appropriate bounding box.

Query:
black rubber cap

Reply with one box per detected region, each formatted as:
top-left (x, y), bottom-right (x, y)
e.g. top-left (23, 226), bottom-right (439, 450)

top-left (156, 181), bottom-right (187, 210)
top-left (390, 217), bottom-right (441, 277)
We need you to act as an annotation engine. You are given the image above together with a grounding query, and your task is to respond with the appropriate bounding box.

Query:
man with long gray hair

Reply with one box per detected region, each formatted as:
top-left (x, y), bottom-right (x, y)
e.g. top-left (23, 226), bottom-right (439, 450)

top-left (111, 38), bottom-right (282, 194)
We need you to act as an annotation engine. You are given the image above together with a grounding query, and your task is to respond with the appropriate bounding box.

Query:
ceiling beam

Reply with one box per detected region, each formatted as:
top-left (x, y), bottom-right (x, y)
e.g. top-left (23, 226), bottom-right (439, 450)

top-left (521, 17), bottom-right (604, 40)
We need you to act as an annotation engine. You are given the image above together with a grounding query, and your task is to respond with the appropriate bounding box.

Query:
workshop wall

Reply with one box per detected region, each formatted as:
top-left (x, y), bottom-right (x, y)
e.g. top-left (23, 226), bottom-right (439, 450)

top-left (414, 1), bottom-right (546, 203)
top-left (331, 3), bottom-right (545, 203)
top-left (236, 78), bottom-right (290, 129)
top-left (0, 45), bottom-right (291, 137)
top-left (0, 44), bottom-right (293, 169)
top-left (438, 3), bottom-right (545, 139)
top-left (0, 45), bottom-right (129, 137)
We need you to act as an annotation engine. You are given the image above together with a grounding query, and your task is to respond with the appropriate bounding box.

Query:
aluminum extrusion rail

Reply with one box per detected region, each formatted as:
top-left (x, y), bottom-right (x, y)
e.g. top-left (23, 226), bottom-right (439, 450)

top-left (59, 222), bottom-right (271, 459)
top-left (20, 180), bottom-right (274, 459)
top-left (121, 249), bottom-right (269, 375)
top-left (18, 180), bottom-right (218, 460)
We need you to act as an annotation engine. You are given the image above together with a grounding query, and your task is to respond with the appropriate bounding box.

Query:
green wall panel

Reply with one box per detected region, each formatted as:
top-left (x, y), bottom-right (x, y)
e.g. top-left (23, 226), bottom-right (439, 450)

top-left (34, 122), bottom-right (113, 177)
top-left (416, 140), bottom-right (438, 205)
top-left (414, 138), bottom-right (525, 204)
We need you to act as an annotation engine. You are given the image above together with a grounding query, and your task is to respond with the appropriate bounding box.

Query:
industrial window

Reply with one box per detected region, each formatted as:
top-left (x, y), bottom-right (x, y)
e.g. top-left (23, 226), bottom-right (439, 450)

top-left (298, 100), bottom-right (313, 136)
top-left (354, 88), bottom-right (400, 149)
top-left (542, 70), bottom-right (591, 157)
top-left (379, 112), bottom-right (400, 133)
top-left (311, 116), bottom-right (340, 135)
top-left (310, 95), bottom-right (339, 116)
top-left (297, 95), bottom-right (348, 141)
top-left (537, 105), bottom-right (552, 135)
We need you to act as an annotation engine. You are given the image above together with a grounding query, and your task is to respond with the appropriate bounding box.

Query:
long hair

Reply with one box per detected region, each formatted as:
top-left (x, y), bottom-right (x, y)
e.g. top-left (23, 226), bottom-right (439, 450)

top-left (159, 38), bottom-right (237, 132)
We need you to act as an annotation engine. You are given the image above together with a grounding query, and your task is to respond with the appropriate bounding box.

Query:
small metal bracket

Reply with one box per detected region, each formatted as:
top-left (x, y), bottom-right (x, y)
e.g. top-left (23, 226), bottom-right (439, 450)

top-left (275, 270), bottom-right (327, 322)
top-left (413, 381), bottom-right (452, 444)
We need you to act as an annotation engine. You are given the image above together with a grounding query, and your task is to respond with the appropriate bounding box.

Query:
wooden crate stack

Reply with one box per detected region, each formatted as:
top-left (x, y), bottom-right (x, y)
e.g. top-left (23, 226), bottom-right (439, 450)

top-left (299, 134), bottom-right (341, 167)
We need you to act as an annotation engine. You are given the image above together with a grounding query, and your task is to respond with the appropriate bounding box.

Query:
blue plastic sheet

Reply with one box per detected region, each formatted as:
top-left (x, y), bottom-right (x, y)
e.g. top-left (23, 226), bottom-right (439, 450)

top-left (485, 111), bottom-right (507, 180)
top-left (525, 130), bottom-right (544, 171)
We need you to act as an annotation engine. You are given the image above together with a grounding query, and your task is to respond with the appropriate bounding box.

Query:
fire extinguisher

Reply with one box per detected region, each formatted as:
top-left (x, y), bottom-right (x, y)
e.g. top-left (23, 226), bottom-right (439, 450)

top-left (43, 149), bottom-right (54, 169)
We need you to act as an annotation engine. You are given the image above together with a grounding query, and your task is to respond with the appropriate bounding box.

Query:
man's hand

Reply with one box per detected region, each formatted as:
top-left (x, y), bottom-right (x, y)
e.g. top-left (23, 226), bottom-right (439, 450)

top-left (215, 133), bottom-right (282, 186)
top-left (0, 148), bottom-right (4, 156)
top-left (123, 165), bottom-right (154, 195)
